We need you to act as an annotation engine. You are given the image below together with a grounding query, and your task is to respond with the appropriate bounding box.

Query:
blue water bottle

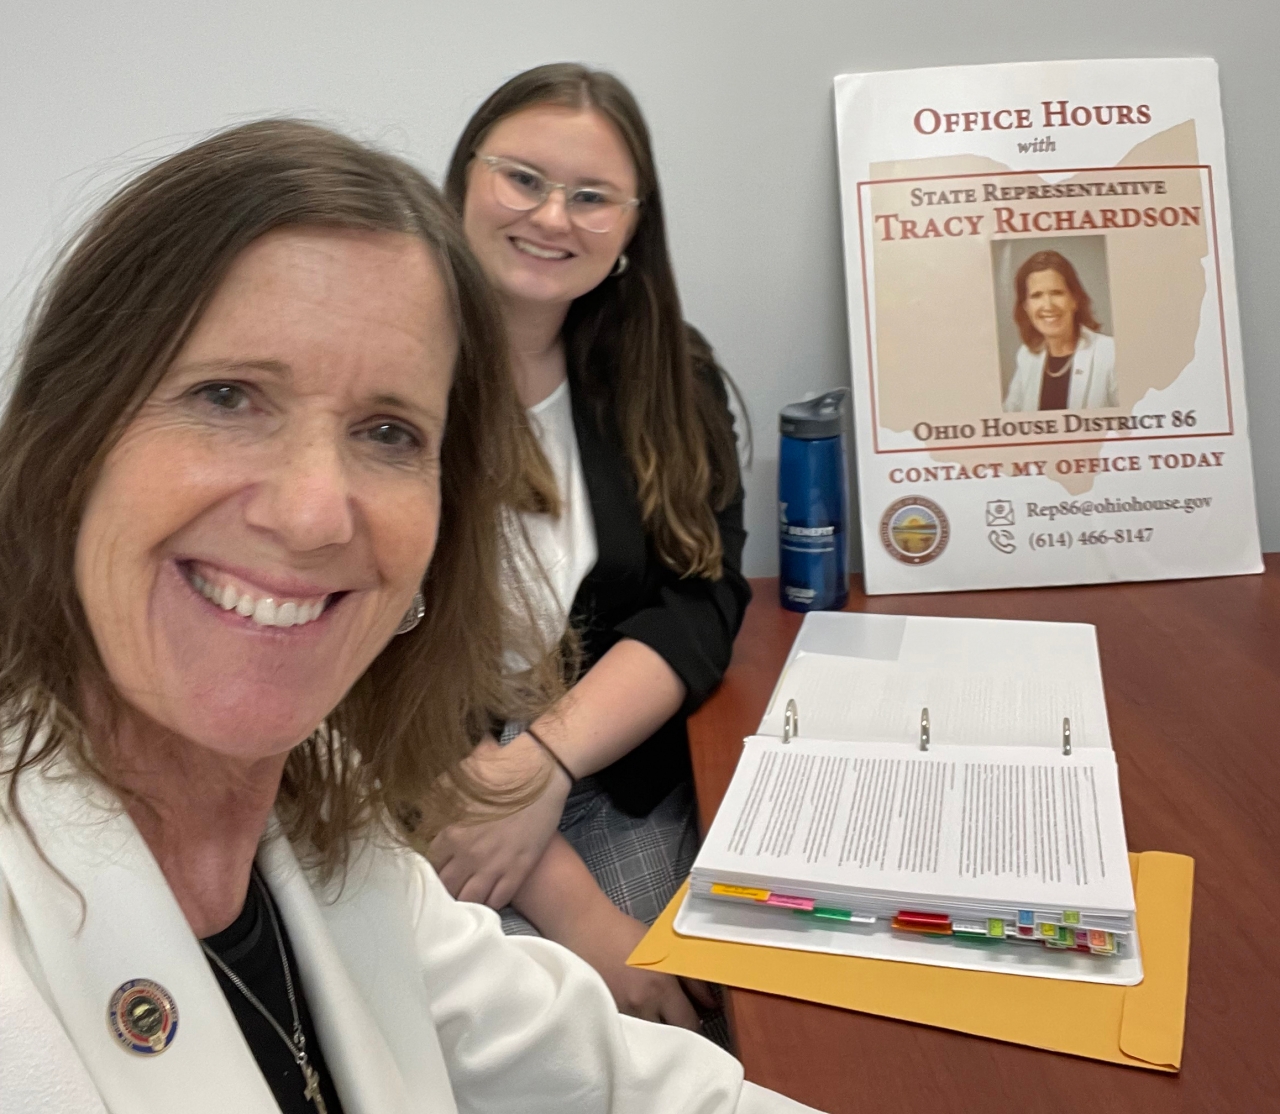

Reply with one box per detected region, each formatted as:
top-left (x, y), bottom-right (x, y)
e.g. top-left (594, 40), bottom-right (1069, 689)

top-left (778, 388), bottom-right (849, 612)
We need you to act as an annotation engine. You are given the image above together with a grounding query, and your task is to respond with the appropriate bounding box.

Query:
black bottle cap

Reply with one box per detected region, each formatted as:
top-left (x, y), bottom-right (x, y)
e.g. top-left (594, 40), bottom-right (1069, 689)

top-left (779, 387), bottom-right (849, 440)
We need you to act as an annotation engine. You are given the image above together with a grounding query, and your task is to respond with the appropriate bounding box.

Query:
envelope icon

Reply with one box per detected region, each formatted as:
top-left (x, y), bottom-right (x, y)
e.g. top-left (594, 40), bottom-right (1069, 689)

top-left (629, 851), bottom-right (1193, 1071)
top-left (986, 499), bottom-right (1016, 526)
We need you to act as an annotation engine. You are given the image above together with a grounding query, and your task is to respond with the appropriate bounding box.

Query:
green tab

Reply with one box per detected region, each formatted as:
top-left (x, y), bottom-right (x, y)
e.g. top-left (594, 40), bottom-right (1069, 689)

top-left (811, 906), bottom-right (854, 921)
top-left (987, 918), bottom-right (1005, 938)
top-left (1063, 910), bottom-right (1080, 925)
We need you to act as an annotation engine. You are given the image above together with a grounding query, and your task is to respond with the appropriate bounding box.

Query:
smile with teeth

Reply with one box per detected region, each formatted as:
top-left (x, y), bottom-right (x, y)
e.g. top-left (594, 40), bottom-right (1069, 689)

top-left (184, 565), bottom-right (331, 628)
top-left (511, 236), bottom-right (572, 260)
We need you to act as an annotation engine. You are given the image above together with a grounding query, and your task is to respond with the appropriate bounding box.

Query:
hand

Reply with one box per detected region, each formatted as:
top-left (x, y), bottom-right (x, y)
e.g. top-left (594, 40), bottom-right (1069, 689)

top-left (428, 734), bottom-right (571, 909)
top-left (556, 900), bottom-right (715, 1030)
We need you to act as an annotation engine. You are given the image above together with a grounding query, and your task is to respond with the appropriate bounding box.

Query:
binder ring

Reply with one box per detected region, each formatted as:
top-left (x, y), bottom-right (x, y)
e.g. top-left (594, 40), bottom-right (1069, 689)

top-left (783, 699), bottom-right (799, 744)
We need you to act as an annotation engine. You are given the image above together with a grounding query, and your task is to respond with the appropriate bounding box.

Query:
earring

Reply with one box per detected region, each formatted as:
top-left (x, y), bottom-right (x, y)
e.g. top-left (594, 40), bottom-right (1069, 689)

top-left (395, 591), bottom-right (425, 636)
top-left (610, 253), bottom-right (629, 277)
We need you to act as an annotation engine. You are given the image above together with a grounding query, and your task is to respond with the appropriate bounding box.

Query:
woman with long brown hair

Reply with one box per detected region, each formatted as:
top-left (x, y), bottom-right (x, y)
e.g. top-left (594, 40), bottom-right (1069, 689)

top-left (428, 64), bottom-right (751, 1030)
top-left (1002, 248), bottom-right (1117, 412)
top-left (0, 119), bottom-right (814, 1113)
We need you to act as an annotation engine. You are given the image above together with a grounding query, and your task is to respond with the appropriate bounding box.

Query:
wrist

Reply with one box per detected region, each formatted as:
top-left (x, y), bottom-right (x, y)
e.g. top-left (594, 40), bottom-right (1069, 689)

top-left (513, 731), bottom-right (571, 802)
top-left (523, 726), bottom-right (576, 788)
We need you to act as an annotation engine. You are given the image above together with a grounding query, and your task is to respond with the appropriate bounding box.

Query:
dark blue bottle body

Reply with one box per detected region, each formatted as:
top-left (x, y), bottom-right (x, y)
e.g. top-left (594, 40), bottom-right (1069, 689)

top-left (778, 432), bottom-right (848, 612)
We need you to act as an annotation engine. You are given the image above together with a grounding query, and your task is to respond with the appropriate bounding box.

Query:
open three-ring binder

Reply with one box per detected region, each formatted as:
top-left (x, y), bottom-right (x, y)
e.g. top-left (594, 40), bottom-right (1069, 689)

top-left (677, 612), bottom-right (1141, 986)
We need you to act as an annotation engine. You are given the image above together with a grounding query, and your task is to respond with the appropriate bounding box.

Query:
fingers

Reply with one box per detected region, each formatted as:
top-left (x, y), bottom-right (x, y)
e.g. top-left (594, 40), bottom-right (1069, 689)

top-left (614, 972), bottom-right (700, 1031)
top-left (655, 979), bottom-right (701, 1031)
top-left (486, 872), bottom-right (522, 913)
top-left (433, 857), bottom-right (470, 899)
top-left (455, 872), bottom-right (499, 907)
top-left (679, 977), bottom-right (719, 1011)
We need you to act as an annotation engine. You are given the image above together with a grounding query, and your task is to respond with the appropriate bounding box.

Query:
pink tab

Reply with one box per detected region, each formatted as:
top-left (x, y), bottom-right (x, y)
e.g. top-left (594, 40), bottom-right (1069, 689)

top-left (765, 893), bottom-right (816, 911)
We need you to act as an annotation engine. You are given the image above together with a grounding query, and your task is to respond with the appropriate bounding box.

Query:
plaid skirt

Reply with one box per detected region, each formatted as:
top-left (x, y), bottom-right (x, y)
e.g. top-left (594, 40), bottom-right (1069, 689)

top-left (499, 775), bottom-right (699, 936)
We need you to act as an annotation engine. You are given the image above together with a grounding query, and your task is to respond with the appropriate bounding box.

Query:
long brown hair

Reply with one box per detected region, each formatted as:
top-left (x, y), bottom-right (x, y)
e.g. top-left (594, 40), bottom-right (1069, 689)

top-left (446, 63), bottom-right (744, 579)
top-left (0, 119), bottom-right (560, 873)
top-left (1013, 249), bottom-right (1101, 352)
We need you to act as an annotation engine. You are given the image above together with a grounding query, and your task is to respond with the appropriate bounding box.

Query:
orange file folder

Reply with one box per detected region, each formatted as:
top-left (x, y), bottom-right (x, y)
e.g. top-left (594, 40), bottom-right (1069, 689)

top-left (629, 850), bottom-right (1193, 1071)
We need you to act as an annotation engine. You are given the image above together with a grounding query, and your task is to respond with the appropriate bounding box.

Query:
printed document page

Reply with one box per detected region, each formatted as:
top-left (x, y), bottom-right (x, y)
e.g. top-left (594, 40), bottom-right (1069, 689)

top-left (695, 737), bottom-right (1135, 916)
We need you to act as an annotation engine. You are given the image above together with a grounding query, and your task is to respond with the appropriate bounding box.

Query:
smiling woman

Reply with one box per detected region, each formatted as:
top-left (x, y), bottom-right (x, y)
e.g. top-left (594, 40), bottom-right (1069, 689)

top-left (1002, 248), bottom-right (1117, 413)
top-left (0, 120), bottom-right (814, 1114)
top-left (0, 121), bottom-right (542, 863)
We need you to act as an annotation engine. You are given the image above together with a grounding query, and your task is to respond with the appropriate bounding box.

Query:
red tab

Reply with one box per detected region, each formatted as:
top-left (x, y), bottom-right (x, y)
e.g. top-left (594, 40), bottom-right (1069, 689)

top-left (892, 916), bottom-right (953, 935)
top-left (895, 910), bottom-right (951, 927)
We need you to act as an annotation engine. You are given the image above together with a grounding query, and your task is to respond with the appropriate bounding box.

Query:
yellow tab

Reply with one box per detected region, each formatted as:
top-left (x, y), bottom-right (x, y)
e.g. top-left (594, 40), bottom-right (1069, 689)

top-left (710, 883), bottom-right (771, 901)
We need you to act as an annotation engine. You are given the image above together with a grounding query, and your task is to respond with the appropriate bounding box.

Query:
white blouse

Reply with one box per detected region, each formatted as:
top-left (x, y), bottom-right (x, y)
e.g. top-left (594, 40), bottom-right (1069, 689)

top-left (507, 377), bottom-right (598, 649)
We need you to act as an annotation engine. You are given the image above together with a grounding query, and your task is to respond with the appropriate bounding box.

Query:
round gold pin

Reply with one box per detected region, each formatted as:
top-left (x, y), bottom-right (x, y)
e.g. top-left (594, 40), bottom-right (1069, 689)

top-left (108, 979), bottom-right (178, 1055)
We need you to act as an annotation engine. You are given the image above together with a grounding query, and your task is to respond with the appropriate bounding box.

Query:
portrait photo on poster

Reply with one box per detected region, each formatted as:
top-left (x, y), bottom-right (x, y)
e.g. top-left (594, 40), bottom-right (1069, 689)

top-left (992, 236), bottom-right (1117, 414)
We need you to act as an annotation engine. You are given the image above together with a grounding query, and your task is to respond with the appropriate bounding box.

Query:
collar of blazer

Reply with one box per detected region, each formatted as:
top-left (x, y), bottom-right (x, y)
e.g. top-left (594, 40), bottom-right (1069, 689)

top-left (0, 760), bottom-right (451, 1114)
top-left (1066, 326), bottom-right (1099, 367)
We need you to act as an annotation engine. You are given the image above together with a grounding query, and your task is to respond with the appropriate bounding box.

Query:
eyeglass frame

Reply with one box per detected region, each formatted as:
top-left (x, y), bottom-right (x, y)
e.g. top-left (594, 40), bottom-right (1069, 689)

top-left (474, 154), bottom-right (640, 233)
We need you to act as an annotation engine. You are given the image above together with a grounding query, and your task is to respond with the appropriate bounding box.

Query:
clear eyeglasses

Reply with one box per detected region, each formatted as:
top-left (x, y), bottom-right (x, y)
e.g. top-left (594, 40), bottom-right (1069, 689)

top-left (476, 154), bottom-right (639, 234)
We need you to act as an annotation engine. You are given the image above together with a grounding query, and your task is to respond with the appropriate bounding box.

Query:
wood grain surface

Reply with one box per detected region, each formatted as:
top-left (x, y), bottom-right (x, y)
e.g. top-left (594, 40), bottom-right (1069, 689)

top-left (687, 564), bottom-right (1280, 1113)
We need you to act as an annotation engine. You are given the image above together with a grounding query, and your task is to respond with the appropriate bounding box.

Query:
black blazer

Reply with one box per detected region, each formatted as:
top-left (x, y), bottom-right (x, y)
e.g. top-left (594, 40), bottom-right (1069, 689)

top-left (567, 353), bottom-right (752, 816)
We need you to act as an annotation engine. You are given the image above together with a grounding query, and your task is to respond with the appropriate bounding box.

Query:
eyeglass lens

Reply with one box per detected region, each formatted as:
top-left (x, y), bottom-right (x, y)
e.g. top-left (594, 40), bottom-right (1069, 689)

top-left (488, 162), bottom-right (628, 234)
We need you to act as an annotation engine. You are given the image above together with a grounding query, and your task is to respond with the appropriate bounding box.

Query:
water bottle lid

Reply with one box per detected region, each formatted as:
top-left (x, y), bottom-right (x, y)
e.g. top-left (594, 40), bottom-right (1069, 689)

top-left (779, 388), bottom-right (849, 440)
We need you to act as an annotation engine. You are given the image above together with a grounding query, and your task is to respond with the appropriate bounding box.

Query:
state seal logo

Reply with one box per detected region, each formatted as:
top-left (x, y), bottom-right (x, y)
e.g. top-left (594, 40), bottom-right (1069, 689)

top-left (108, 978), bottom-right (178, 1055)
top-left (880, 496), bottom-right (949, 565)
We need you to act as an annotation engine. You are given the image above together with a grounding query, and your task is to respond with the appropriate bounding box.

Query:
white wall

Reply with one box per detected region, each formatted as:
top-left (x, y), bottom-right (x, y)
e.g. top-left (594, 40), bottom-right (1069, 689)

top-left (3, 0), bottom-right (1276, 574)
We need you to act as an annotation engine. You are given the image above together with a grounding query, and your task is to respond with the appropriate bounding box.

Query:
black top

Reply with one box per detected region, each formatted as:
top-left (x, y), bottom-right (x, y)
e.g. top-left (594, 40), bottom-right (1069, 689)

top-left (203, 872), bottom-right (345, 1114)
top-left (1038, 351), bottom-right (1073, 411)
top-left (567, 332), bottom-right (752, 816)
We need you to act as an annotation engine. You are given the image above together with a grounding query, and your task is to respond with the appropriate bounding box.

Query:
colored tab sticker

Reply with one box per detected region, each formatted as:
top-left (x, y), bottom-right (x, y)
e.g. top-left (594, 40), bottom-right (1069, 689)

top-left (1017, 910), bottom-right (1034, 926)
top-left (811, 906), bottom-right (854, 920)
top-left (896, 910), bottom-right (951, 927)
top-left (892, 917), bottom-right (953, 935)
top-left (765, 893), bottom-right (815, 911)
top-left (1088, 929), bottom-right (1107, 948)
top-left (1039, 922), bottom-right (1058, 938)
top-left (987, 918), bottom-right (1005, 938)
top-left (1063, 910), bottom-right (1081, 924)
top-left (710, 883), bottom-right (770, 901)
top-left (1017, 925), bottom-right (1034, 937)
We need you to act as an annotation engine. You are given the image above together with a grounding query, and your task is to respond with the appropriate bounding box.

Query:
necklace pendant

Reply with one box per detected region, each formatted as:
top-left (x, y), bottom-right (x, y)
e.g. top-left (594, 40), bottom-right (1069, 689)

top-left (302, 1061), bottom-right (329, 1114)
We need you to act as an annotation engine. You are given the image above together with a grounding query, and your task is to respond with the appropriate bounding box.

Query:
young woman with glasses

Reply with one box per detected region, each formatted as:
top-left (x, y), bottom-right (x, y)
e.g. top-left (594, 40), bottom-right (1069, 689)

top-left (429, 63), bottom-right (751, 1033)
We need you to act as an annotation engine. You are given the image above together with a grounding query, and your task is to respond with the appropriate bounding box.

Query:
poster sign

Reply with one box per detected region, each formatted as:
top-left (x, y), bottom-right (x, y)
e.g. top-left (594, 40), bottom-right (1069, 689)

top-left (834, 58), bottom-right (1262, 594)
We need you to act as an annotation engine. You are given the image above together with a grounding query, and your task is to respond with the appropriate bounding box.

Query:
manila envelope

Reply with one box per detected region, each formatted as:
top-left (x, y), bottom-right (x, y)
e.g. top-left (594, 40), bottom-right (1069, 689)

top-left (629, 850), bottom-right (1193, 1071)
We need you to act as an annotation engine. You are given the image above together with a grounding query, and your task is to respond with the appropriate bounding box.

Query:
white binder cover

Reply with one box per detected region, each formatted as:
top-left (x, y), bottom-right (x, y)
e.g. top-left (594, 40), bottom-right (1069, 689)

top-left (833, 58), bottom-right (1262, 594)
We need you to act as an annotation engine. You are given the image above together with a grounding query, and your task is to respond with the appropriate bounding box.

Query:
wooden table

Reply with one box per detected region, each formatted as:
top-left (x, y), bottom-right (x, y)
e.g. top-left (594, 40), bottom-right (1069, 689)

top-left (687, 562), bottom-right (1280, 1113)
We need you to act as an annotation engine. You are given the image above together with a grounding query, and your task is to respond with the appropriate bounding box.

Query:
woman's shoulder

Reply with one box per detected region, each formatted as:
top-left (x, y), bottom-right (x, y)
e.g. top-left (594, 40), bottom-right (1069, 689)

top-left (1081, 327), bottom-right (1115, 356)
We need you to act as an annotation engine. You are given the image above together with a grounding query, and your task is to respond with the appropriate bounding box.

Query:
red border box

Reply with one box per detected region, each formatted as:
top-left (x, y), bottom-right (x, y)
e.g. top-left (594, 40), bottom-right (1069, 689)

top-left (854, 164), bottom-right (1234, 455)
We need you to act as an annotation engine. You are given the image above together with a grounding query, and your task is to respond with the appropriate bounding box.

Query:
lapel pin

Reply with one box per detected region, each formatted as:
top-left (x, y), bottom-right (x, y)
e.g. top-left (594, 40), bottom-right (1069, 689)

top-left (108, 978), bottom-right (179, 1055)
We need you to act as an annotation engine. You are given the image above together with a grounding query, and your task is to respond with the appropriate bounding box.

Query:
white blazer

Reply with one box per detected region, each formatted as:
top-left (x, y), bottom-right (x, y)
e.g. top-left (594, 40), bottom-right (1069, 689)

top-left (0, 765), bottom-right (817, 1114)
top-left (1002, 327), bottom-right (1117, 413)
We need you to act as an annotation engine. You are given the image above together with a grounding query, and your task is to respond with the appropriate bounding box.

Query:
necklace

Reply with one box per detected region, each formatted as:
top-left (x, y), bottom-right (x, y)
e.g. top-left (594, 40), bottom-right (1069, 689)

top-left (1044, 350), bottom-right (1074, 378)
top-left (201, 870), bottom-right (329, 1114)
